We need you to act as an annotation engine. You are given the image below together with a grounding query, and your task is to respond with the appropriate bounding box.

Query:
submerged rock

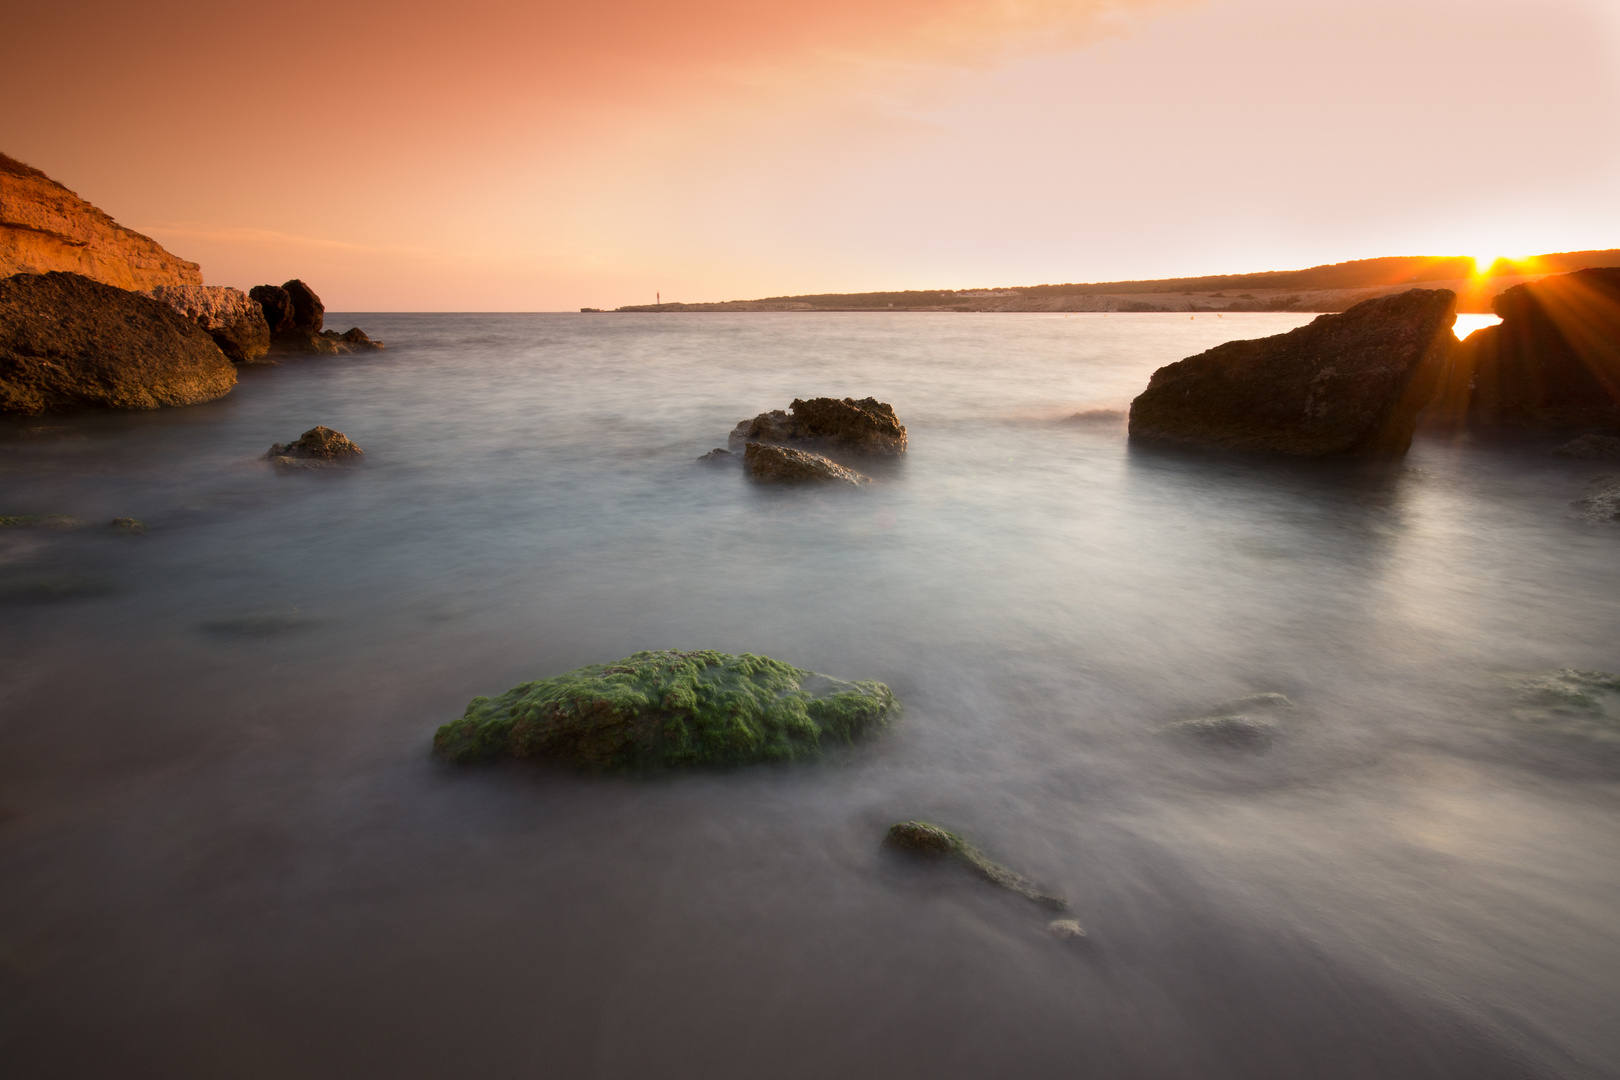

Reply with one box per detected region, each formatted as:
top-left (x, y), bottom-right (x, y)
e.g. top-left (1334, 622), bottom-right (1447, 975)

top-left (147, 285), bottom-right (271, 363)
top-left (0, 271), bottom-right (236, 415)
top-left (1507, 669), bottom-right (1620, 753)
top-left (1574, 477), bottom-right (1620, 521)
top-left (1063, 408), bottom-right (1127, 428)
top-left (695, 447), bottom-right (735, 463)
top-left (433, 649), bottom-right (896, 770)
top-left (266, 425), bottom-right (364, 468)
top-left (0, 514), bottom-right (79, 529)
top-left (1128, 289), bottom-right (1455, 456)
top-left (728, 396), bottom-right (907, 456)
top-left (882, 821), bottom-right (1068, 910)
top-left (744, 442), bottom-right (871, 485)
top-left (1162, 692), bottom-right (1295, 750)
top-left (1553, 433), bottom-right (1620, 461)
top-left (109, 517), bottom-right (145, 534)
top-left (1448, 268), bottom-right (1620, 430)
top-left (1047, 918), bottom-right (1087, 941)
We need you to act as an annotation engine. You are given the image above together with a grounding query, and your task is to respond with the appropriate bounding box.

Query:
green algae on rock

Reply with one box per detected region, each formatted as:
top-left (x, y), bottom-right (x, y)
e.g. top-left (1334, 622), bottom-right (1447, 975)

top-left (882, 821), bottom-right (1068, 910)
top-left (434, 649), bottom-right (896, 770)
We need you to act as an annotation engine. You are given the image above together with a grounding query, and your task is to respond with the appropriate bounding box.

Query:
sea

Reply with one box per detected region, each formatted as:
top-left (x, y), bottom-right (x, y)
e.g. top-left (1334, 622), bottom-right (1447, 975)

top-left (2, 311), bottom-right (1616, 1079)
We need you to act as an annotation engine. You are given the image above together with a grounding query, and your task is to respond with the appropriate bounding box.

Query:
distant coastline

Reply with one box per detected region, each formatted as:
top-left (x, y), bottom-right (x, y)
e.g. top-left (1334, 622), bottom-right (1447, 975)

top-left (611, 250), bottom-right (1620, 315)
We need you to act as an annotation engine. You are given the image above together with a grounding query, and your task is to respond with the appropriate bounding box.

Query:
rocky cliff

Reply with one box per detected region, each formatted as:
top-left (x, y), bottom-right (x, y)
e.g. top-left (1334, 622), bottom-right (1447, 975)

top-left (0, 153), bottom-right (202, 291)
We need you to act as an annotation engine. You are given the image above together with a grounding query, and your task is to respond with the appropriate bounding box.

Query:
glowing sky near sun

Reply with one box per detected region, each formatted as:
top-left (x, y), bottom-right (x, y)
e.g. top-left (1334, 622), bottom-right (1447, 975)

top-left (3, 0), bottom-right (1618, 309)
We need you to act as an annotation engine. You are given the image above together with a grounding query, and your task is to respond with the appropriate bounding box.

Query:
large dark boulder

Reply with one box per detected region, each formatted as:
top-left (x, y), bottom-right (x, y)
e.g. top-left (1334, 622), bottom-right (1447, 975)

top-left (251, 279), bottom-right (383, 355)
top-left (282, 278), bottom-right (324, 332)
top-left (0, 271), bottom-right (236, 414)
top-left (1128, 288), bottom-right (1455, 456)
top-left (729, 396), bottom-right (907, 456)
top-left (147, 284), bottom-right (271, 363)
top-left (249, 284), bottom-right (294, 332)
top-left (1452, 268), bottom-right (1620, 429)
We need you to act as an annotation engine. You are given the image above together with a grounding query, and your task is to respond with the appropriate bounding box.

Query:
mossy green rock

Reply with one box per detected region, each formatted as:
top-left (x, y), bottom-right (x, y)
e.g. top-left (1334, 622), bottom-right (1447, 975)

top-left (434, 649), bottom-right (895, 770)
top-left (883, 821), bottom-right (1068, 910)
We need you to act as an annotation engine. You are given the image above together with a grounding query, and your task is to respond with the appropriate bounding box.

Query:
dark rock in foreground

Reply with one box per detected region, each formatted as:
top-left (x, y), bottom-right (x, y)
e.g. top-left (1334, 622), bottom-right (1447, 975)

top-left (266, 425), bottom-right (363, 469)
top-left (744, 442), bottom-right (870, 485)
top-left (250, 279), bottom-right (384, 356)
top-left (148, 284), bottom-right (271, 363)
top-left (1129, 289), bottom-right (1455, 456)
top-left (1446, 268), bottom-right (1620, 429)
top-left (0, 271), bottom-right (236, 414)
top-left (883, 821), bottom-right (1068, 910)
top-left (433, 649), bottom-right (896, 770)
top-left (729, 396), bottom-right (907, 456)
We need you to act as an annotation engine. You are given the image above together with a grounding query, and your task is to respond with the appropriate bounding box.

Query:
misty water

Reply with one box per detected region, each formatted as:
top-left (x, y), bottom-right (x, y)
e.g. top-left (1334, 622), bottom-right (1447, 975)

top-left (2, 312), bottom-right (1617, 1078)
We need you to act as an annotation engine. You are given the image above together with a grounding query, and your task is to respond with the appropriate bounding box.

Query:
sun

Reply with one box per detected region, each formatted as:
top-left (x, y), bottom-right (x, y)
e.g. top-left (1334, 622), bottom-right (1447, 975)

top-left (1472, 253), bottom-right (1502, 276)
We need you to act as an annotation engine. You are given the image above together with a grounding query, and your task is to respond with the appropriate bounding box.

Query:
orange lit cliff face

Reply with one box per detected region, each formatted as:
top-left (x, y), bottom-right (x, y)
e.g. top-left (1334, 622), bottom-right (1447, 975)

top-left (3, 0), bottom-right (1619, 309)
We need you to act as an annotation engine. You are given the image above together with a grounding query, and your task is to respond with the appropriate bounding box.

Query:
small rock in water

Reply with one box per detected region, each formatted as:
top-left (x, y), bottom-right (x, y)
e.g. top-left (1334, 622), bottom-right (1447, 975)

top-left (744, 442), bottom-right (870, 485)
top-left (109, 517), bottom-right (145, 534)
top-left (695, 447), bottom-right (735, 463)
top-left (1047, 919), bottom-right (1087, 941)
top-left (1063, 409), bottom-right (1126, 428)
top-left (883, 821), bottom-right (1068, 910)
top-left (1507, 668), bottom-right (1620, 752)
top-left (266, 425), bottom-right (364, 469)
top-left (1553, 433), bottom-right (1620, 461)
top-left (1162, 692), bottom-right (1295, 750)
top-left (434, 649), bottom-right (895, 770)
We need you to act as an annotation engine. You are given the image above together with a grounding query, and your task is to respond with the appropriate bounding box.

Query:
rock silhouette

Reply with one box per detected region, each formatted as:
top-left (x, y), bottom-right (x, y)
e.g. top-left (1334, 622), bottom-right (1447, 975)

top-left (1443, 268), bottom-right (1620, 430)
top-left (250, 279), bottom-right (384, 355)
top-left (1129, 289), bottom-right (1455, 456)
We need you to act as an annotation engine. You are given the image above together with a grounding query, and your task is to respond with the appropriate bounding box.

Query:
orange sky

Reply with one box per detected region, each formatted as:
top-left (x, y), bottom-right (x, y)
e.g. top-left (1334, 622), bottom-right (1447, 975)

top-left (4, 0), bottom-right (1619, 309)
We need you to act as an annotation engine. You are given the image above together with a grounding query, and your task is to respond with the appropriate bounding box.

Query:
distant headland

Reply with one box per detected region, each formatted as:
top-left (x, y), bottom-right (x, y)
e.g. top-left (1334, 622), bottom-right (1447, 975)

top-left (610, 251), bottom-right (1620, 316)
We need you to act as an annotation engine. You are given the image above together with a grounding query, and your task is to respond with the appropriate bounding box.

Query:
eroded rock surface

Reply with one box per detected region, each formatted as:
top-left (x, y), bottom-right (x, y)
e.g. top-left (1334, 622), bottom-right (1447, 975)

top-left (0, 271), bottom-right (236, 414)
top-left (433, 649), bottom-right (895, 769)
top-left (744, 442), bottom-right (871, 485)
top-left (1129, 289), bottom-right (1456, 456)
top-left (0, 153), bottom-right (202, 290)
top-left (148, 285), bottom-right (271, 363)
top-left (266, 425), bottom-right (364, 469)
top-left (729, 396), bottom-right (907, 456)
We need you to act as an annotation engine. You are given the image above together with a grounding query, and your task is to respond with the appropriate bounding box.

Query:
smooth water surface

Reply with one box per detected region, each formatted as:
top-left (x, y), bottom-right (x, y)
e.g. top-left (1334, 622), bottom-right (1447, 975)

top-left (1, 312), bottom-right (1616, 1079)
